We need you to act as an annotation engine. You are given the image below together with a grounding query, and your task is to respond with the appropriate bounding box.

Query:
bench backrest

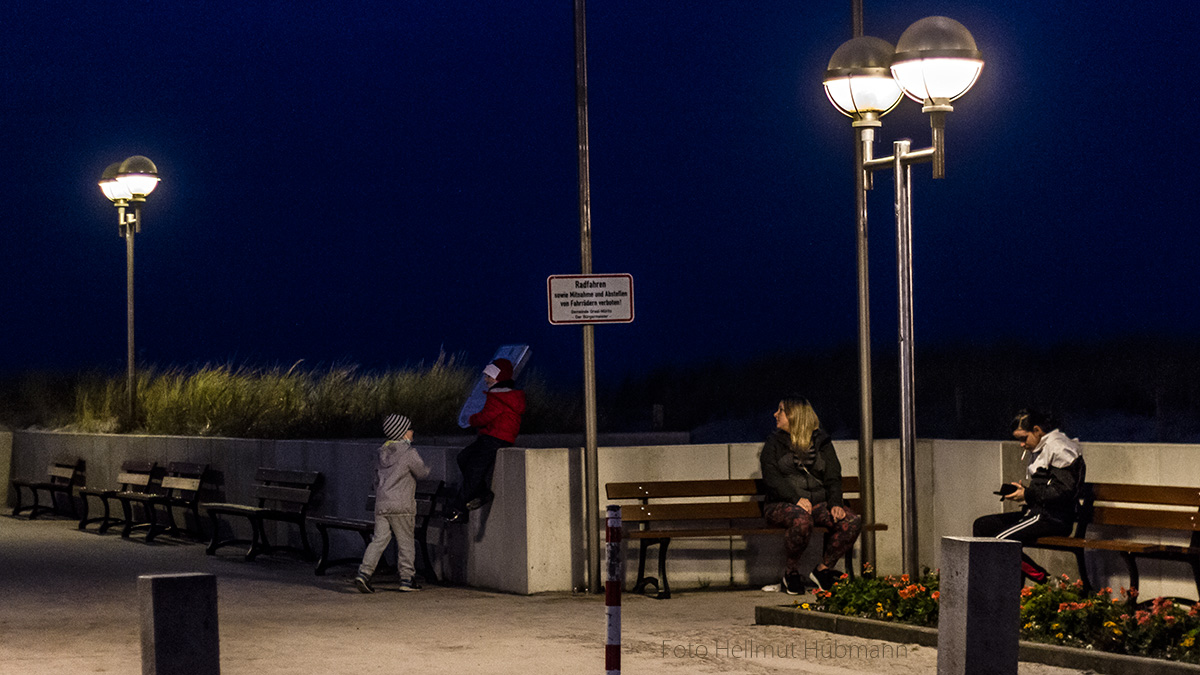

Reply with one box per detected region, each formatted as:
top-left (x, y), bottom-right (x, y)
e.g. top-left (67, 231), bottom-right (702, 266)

top-left (253, 468), bottom-right (322, 513)
top-left (116, 460), bottom-right (160, 492)
top-left (46, 459), bottom-right (85, 488)
top-left (605, 476), bottom-right (865, 524)
top-left (363, 479), bottom-right (448, 520)
top-left (1082, 482), bottom-right (1200, 537)
top-left (159, 462), bottom-right (209, 501)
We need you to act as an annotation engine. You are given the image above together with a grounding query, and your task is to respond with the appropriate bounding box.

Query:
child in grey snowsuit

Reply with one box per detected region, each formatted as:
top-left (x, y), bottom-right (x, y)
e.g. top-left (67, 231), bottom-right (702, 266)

top-left (355, 414), bottom-right (430, 593)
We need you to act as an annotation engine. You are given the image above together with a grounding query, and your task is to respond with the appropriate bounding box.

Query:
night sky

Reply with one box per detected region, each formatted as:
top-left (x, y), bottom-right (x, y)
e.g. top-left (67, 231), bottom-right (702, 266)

top-left (2, 1), bottom-right (1197, 387)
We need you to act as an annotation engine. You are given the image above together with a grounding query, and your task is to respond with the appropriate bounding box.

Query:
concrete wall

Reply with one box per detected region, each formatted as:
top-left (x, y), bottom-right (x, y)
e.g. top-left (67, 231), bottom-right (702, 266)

top-left (8, 431), bottom-right (1200, 598)
top-left (0, 430), bottom-right (11, 507)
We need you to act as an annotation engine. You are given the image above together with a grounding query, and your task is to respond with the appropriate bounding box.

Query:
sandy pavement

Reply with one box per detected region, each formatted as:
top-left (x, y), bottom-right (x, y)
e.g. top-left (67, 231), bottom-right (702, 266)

top-left (0, 516), bottom-right (1089, 674)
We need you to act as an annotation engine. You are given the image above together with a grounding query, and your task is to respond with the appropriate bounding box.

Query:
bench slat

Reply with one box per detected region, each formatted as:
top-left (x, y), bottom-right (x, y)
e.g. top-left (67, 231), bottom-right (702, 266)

top-left (1091, 483), bottom-right (1200, 507)
top-left (606, 476), bottom-right (863, 501)
top-left (161, 477), bottom-right (202, 491)
top-left (622, 501), bottom-right (763, 522)
top-left (254, 484), bottom-right (314, 504)
top-left (256, 468), bottom-right (321, 486)
top-left (1091, 505), bottom-right (1200, 532)
top-left (117, 473), bottom-right (152, 487)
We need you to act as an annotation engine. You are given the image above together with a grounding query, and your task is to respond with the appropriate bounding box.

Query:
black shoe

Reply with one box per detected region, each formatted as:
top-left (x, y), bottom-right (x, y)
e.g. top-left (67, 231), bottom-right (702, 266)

top-left (782, 571), bottom-right (805, 595)
top-left (354, 576), bottom-right (375, 594)
top-left (809, 567), bottom-right (840, 592)
top-left (464, 490), bottom-right (494, 511)
top-left (445, 509), bottom-right (467, 524)
top-left (399, 577), bottom-right (422, 592)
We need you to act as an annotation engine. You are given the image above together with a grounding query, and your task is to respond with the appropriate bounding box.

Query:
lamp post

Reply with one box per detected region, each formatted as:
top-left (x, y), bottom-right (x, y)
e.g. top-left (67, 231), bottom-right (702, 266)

top-left (98, 155), bottom-right (160, 429)
top-left (823, 17), bottom-right (983, 577)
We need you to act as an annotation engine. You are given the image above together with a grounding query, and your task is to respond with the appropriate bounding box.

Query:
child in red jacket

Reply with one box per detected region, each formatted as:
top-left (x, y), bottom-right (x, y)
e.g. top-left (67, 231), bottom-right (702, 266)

top-left (446, 358), bottom-right (526, 523)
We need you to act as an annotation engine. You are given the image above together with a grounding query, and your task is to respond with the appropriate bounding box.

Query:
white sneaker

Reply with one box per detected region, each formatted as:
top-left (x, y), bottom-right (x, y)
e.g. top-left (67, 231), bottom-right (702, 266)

top-left (760, 583), bottom-right (782, 592)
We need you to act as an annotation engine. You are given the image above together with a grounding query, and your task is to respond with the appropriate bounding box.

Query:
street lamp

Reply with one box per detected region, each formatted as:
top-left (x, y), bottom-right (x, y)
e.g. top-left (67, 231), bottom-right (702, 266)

top-left (98, 155), bottom-right (160, 428)
top-left (823, 17), bottom-right (982, 577)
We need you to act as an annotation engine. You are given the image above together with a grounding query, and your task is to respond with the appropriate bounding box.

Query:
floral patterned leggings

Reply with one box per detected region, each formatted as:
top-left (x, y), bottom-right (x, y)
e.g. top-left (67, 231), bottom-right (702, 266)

top-left (763, 501), bottom-right (863, 573)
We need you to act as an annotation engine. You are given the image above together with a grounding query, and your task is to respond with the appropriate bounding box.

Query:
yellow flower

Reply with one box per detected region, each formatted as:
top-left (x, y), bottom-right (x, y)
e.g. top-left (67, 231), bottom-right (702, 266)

top-left (1023, 623), bottom-right (1034, 630)
top-left (1183, 637), bottom-right (1195, 648)
top-left (1103, 621), bottom-right (1116, 628)
top-left (1056, 633), bottom-right (1064, 639)
top-left (1112, 629), bottom-right (1122, 636)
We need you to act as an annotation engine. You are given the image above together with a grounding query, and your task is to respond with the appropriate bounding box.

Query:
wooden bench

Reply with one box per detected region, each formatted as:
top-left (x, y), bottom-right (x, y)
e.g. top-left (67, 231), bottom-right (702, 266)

top-left (605, 476), bottom-right (886, 599)
top-left (203, 468), bottom-right (323, 561)
top-left (1029, 482), bottom-right (1200, 601)
top-left (116, 462), bottom-right (210, 542)
top-left (11, 459), bottom-right (86, 519)
top-left (309, 479), bottom-right (449, 580)
top-left (78, 460), bottom-right (161, 533)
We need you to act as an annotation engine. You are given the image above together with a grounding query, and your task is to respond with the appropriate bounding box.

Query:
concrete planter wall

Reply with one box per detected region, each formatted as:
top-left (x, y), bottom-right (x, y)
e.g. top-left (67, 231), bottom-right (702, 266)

top-left (8, 430), bottom-right (1200, 598)
top-left (755, 606), bottom-right (1200, 675)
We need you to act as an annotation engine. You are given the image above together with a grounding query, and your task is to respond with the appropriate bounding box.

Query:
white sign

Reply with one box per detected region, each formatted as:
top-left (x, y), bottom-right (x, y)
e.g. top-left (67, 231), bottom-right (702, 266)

top-left (547, 274), bottom-right (634, 325)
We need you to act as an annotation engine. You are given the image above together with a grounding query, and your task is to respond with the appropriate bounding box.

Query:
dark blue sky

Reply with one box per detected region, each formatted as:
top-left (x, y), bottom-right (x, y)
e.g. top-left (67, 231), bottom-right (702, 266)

top-left (2, 1), bottom-right (1197, 386)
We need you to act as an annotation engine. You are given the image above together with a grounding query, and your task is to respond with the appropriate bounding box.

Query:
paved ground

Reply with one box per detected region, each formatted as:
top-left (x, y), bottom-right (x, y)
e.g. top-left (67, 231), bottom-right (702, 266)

top-left (0, 515), bottom-right (1091, 674)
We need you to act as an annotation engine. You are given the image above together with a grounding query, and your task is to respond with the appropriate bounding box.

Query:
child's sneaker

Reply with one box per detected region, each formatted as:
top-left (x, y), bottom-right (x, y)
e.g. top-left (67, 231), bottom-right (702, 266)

top-left (354, 575), bottom-right (375, 594)
top-left (398, 577), bottom-right (422, 592)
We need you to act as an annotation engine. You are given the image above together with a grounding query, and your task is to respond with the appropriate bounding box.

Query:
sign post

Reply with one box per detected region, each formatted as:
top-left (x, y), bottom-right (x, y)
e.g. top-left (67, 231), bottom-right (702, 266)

top-left (549, 272), bottom-right (634, 594)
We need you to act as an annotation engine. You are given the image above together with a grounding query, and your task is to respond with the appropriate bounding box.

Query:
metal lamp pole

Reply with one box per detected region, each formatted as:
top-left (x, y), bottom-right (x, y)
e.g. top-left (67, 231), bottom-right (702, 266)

top-left (824, 18), bottom-right (983, 576)
top-left (99, 156), bottom-right (160, 429)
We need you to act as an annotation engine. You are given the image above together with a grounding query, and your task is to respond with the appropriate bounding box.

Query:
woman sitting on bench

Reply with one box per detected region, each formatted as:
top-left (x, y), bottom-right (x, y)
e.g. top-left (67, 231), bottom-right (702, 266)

top-left (760, 395), bottom-right (862, 595)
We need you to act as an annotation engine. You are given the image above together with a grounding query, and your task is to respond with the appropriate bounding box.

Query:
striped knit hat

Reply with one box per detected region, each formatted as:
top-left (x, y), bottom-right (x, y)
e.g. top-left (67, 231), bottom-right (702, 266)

top-left (382, 414), bottom-right (412, 440)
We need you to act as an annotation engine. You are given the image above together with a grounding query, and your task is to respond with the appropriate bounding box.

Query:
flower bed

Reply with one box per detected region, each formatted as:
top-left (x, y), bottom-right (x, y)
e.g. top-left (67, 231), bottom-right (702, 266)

top-left (798, 565), bottom-right (1200, 664)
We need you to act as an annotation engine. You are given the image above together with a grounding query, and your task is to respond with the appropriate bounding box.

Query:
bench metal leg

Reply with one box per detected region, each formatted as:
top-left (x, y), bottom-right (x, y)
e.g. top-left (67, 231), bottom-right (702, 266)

top-left (314, 523), bottom-right (335, 575)
top-left (1191, 558), bottom-right (1200, 603)
top-left (144, 502), bottom-right (174, 543)
top-left (632, 539), bottom-right (657, 596)
top-left (655, 539), bottom-right (672, 599)
top-left (1073, 549), bottom-right (1092, 595)
top-left (415, 527), bottom-right (438, 583)
top-left (78, 494), bottom-right (119, 532)
top-left (247, 516), bottom-right (268, 561)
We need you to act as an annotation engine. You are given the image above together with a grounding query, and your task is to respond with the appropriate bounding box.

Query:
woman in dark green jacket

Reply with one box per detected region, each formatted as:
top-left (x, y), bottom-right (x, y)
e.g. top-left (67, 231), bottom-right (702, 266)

top-left (760, 395), bottom-right (862, 594)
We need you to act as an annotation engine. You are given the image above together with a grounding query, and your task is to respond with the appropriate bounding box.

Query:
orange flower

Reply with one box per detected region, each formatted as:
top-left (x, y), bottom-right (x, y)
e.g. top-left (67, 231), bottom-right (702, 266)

top-left (931, 591), bottom-right (940, 601)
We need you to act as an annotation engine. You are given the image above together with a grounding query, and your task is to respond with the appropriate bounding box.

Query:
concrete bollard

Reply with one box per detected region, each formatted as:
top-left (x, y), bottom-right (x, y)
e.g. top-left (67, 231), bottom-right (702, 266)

top-left (937, 536), bottom-right (1021, 675)
top-left (139, 572), bottom-right (220, 675)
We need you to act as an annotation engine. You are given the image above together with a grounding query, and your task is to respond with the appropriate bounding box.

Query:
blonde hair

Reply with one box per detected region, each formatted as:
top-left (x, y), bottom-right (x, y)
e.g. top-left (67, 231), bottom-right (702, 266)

top-left (781, 396), bottom-right (820, 452)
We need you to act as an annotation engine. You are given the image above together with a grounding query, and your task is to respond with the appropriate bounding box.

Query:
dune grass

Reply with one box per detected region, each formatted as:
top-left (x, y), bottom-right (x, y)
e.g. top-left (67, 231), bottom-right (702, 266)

top-left (0, 352), bottom-right (579, 439)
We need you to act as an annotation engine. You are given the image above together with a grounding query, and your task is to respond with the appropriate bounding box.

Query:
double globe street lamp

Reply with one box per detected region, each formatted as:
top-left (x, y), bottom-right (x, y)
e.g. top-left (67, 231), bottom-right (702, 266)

top-left (98, 155), bottom-right (161, 428)
top-left (822, 17), bottom-right (983, 576)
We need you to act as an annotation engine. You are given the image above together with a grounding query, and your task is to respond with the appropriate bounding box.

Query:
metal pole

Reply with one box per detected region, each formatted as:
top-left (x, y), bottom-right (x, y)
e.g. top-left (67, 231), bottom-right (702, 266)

top-left (573, 0), bottom-right (602, 594)
top-left (124, 205), bottom-right (137, 428)
top-left (893, 140), bottom-right (918, 577)
top-left (851, 0), bottom-right (863, 38)
top-left (605, 505), bottom-right (622, 675)
top-left (854, 127), bottom-right (876, 572)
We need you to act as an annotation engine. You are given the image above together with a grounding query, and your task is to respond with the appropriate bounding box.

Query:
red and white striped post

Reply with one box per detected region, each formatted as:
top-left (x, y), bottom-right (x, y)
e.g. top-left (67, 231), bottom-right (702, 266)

top-left (605, 505), bottom-right (622, 675)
